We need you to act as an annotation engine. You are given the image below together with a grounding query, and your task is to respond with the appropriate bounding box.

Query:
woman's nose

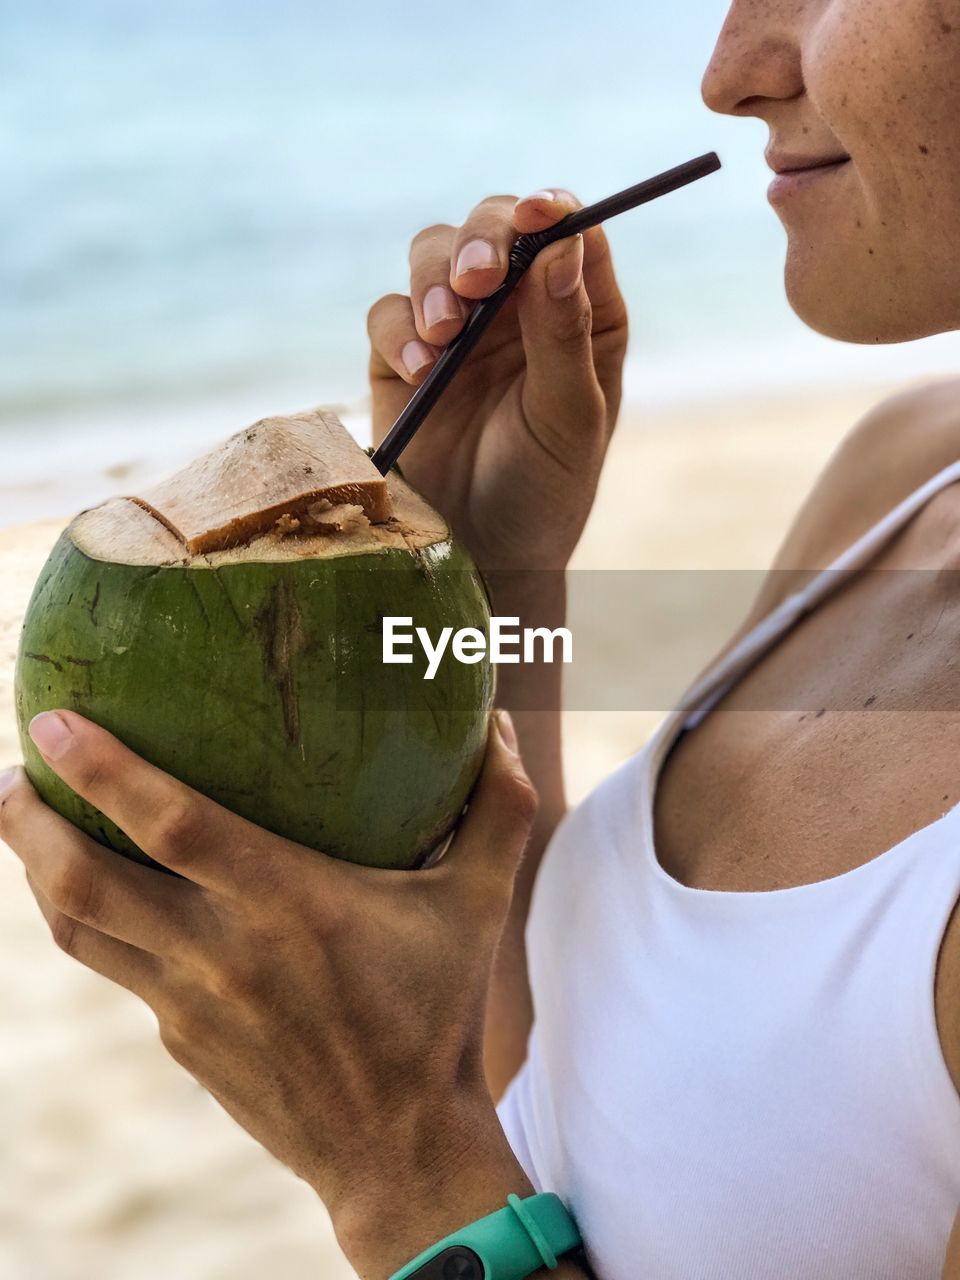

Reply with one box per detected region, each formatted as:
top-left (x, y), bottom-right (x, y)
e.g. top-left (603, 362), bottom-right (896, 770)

top-left (701, 0), bottom-right (805, 117)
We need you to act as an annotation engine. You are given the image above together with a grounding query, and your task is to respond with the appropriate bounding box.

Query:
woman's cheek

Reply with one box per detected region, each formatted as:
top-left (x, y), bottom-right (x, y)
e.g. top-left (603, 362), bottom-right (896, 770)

top-left (800, 0), bottom-right (960, 311)
top-left (803, 0), bottom-right (893, 160)
top-left (809, 0), bottom-right (960, 185)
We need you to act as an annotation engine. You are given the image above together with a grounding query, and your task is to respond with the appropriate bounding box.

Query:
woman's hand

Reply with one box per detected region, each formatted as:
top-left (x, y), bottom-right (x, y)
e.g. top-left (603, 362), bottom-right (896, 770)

top-left (0, 708), bottom-right (539, 1274)
top-left (367, 188), bottom-right (629, 572)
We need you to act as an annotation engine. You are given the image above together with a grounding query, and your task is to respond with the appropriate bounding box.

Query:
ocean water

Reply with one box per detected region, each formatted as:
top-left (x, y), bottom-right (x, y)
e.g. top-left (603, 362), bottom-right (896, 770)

top-left (3, 0), bottom-right (960, 525)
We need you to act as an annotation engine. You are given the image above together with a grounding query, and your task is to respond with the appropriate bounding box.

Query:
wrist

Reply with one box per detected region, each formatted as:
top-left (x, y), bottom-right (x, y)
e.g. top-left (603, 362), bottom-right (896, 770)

top-left (482, 572), bottom-right (567, 716)
top-left (482, 568), bottom-right (567, 621)
top-left (330, 1095), bottom-right (534, 1280)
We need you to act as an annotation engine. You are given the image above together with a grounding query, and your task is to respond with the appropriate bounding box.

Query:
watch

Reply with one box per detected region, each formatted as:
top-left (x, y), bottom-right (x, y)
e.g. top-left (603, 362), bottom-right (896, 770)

top-left (389, 1192), bottom-right (583, 1280)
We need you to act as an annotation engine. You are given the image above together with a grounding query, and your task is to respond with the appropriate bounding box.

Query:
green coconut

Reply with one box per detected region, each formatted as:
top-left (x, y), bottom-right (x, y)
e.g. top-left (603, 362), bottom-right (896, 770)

top-left (13, 408), bottom-right (494, 872)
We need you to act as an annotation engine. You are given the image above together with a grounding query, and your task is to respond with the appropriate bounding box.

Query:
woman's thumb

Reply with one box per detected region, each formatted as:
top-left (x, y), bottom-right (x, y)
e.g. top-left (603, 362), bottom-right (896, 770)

top-left (514, 232), bottom-right (603, 446)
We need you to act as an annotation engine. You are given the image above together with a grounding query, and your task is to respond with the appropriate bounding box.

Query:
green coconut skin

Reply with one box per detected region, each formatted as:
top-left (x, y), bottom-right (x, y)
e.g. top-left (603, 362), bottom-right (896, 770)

top-left (14, 524), bottom-right (494, 872)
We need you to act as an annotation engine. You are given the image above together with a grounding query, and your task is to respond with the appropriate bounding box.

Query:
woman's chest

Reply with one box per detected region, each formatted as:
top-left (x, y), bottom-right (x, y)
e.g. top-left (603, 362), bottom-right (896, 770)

top-left (653, 547), bottom-right (960, 1086)
top-left (655, 558), bottom-right (960, 892)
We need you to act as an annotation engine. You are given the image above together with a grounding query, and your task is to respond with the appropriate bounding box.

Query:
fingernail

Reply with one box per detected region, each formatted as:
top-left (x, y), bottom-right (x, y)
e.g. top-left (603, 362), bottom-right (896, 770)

top-left (0, 766), bottom-right (17, 800)
top-left (402, 339), bottom-right (435, 377)
top-left (496, 709), bottom-right (519, 753)
top-left (422, 285), bottom-right (461, 330)
top-left (546, 234), bottom-right (584, 299)
top-left (29, 711), bottom-right (74, 761)
top-left (455, 239), bottom-right (499, 277)
top-left (516, 189), bottom-right (556, 207)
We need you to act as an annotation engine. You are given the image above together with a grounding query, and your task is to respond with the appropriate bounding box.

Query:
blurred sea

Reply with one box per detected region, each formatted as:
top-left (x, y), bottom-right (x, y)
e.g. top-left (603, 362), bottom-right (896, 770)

top-left (3, 0), bottom-right (960, 527)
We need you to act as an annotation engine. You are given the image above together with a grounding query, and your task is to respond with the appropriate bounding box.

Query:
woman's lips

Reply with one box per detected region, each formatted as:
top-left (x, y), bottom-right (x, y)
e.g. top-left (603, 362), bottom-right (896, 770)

top-left (767, 157), bottom-right (851, 203)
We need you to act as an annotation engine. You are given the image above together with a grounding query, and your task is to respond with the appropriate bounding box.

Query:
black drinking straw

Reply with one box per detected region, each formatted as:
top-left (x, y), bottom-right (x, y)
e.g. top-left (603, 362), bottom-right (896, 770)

top-left (371, 151), bottom-right (721, 476)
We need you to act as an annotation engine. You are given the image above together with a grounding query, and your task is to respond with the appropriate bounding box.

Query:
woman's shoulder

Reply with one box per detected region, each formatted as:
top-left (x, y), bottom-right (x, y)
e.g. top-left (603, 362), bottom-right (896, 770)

top-left (745, 377), bottom-right (960, 624)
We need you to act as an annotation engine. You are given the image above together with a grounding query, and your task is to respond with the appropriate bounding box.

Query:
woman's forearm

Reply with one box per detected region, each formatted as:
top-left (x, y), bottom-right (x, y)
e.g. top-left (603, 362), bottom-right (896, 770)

top-left (332, 1107), bottom-right (593, 1279)
top-left (481, 574), bottom-right (567, 1101)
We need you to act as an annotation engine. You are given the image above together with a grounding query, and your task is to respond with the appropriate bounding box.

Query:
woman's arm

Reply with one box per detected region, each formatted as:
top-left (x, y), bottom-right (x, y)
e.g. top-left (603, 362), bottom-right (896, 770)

top-left (482, 574), bottom-right (568, 1101)
top-left (945, 1210), bottom-right (960, 1280)
top-left (367, 189), bottom-right (629, 1102)
top-left (0, 706), bottom-right (595, 1280)
top-left (336, 1140), bottom-right (597, 1278)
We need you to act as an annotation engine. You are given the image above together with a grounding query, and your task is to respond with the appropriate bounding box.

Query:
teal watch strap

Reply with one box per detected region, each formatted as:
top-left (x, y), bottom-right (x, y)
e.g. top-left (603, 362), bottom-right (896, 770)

top-left (388, 1192), bottom-right (582, 1280)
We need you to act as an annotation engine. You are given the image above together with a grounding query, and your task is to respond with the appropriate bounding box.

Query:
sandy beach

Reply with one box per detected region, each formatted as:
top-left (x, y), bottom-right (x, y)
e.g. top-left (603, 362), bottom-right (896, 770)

top-left (0, 383), bottom-right (906, 1278)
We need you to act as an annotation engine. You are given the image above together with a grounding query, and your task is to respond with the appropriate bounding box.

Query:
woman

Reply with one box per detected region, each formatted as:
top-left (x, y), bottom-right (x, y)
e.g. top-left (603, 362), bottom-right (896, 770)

top-left (3, 0), bottom-right (960, 1276)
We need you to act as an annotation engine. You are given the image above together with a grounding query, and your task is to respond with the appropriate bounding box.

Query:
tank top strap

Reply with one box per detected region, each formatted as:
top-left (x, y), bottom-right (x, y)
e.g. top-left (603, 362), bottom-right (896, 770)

top-left (677, 457), bottom-right (960, 734)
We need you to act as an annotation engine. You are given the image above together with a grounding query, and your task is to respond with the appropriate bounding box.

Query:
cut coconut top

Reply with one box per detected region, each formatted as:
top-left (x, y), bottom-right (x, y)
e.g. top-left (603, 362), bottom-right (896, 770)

top-left (128, 408), bottom-right (394, 556)
top-left (70, 414), bottom-right (450, 568)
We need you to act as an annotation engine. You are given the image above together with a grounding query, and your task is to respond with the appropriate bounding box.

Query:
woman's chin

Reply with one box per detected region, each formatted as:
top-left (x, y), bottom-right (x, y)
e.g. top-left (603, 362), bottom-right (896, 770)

top-left (784, 259), bottom-right (955, 346)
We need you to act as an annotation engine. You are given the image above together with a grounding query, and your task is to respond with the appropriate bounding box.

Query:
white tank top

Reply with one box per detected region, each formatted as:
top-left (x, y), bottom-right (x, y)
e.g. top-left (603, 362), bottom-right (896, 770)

top-left (496, 459), bottom-right (960, 1279)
